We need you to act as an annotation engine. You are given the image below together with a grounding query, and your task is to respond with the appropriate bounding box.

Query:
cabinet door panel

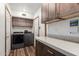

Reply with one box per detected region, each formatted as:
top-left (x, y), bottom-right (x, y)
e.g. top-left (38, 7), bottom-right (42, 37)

top-left (72, 3), bottom-right (79, 13)
top-left (41, 3), bottom-right (49, 22)
top-left (36, 40), bottom-right (65, 56)
top-left (59, 3), bottom-right (79, 19)
top-left (36, 41), bottom-right (44, 56)
top-left (12, 17), bottom-right (33, 27)
top-left (59, 3), bottom-right (74, 17)
top-left (56, 3), bottom-right (60, 18)
top-left (42, 3), bottom-right (60, 23)
top-left (49, 3), bottom-right (56, 20)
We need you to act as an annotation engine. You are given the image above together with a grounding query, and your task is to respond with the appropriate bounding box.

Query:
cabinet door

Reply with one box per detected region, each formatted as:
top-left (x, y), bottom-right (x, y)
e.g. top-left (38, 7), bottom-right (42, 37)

top-left (59, 3), bottom-right (74, 17)
top-left (71, 3), bottom-right (79, 13)
top-left (36, 41), bottom-right (44, 56)
top-left (36, 40), bottom-right (65, 56)
top-left (56, 3), bottom-right (60, 18)
top-left (59, 3), bottom-right (79, 19)
top-left (41, 3), bottom-right (49, 23)
top-left (41, 3), bottom-right (59, 23)
top-left (49, 3), bottom-right (56, 20)
top-left (42, 44), bottom-right (55, 56)
top-left (12, 17), bottom-right (33, 27)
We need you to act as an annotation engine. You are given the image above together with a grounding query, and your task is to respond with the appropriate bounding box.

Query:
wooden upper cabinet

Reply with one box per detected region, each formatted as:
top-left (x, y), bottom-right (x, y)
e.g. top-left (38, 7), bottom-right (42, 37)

top-left (71, 3), bottom-right (79, 13)
top-left (12, 17), bottom-right (33, 27)
top-left (41, 3), bottom-right (49, 23)
top-left (59, 3), bottom-right (79, 19)
top-left (56, 3), bottom-right (60, 18)
top-left (41, 3), bottom-right (56, 23)
top-left (41, 3), bottom-right (79, 23)
top-left (59, 3), bottom-right (73, 17)
top-left (49, 3), bottom-right (56, 20)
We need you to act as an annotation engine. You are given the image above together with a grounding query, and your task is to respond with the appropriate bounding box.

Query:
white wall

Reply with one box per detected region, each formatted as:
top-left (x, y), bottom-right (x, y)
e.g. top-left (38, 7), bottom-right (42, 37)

top-left (33, 8), bottom-right (45, 36)
top-left (12, 27), bottom-right (33, 33)
top-left (48, 19), bottom-right (70, 35)
top-left (48, 17), bottom-right (79, 36)
top-left (0, 3), bottom-right (5, 56)
top-left (47, 17), bottom-right (79, 42)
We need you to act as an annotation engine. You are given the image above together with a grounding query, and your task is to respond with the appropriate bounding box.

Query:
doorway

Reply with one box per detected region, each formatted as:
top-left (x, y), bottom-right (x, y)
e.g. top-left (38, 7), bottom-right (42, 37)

top-left (5, 6), bottom-right (11, 56)
top-left (33, 16), bottom-right (40, 37)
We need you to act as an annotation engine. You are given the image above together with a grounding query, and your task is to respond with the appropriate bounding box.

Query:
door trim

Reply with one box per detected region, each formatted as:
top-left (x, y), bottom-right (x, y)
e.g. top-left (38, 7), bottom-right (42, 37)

top-left (5, 5), bottom-right (12, 56)
top-left (5, 4), bottom-right (6, 56)
top-left (34, 16), bottom-right (40, 37)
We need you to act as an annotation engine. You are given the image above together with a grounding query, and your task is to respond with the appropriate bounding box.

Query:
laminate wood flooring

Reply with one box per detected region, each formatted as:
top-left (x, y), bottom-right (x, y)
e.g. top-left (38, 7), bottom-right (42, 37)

top-left (9, 46), bottom-right (35, 56)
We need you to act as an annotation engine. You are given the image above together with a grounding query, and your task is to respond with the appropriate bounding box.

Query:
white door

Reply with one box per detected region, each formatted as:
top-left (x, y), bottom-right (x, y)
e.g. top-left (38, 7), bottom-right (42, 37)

top-left (33, 17), bottom-right (40, 36)
top-left (5, 7), bottom-right (11, 56)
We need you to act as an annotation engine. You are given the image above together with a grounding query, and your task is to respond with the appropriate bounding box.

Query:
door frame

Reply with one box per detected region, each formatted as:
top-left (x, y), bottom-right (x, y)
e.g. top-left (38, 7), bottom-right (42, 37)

top-left (5, 5), bottom-right (12, 56)
top-left (34, 16), bottom-right (40, 37)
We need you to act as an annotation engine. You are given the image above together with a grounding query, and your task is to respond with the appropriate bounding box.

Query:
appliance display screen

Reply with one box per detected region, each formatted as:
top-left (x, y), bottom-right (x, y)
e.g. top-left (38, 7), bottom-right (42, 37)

top-left (70, 20), bottom-right (78, 26)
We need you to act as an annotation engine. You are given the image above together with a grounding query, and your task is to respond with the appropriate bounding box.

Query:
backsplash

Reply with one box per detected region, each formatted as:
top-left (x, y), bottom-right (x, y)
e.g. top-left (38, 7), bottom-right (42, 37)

top-left (47, 17), bottom-right (79, 43)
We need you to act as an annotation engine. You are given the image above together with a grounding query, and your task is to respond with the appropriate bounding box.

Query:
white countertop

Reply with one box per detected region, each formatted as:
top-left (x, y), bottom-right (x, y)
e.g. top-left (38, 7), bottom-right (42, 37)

top-left (35, 36), bottom-right (79, 56)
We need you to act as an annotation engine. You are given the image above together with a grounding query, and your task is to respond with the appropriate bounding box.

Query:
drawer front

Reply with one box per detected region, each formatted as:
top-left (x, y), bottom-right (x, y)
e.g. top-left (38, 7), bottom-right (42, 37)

top-left (40, 42), bottom-right (65, 56)
top-left (36, 40), bottom-right (65, 56)
top-left (46, 46), bottom-right (65, 56)
top-left (46, 49), bottom-right (55, 56)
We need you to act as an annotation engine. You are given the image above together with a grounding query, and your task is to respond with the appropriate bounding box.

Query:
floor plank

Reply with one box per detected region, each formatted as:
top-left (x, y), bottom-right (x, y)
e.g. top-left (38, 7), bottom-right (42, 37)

top-left (16, 48), bottom-right (21, 56)
top-left (9, 46), bottom-right (35, 56)
top-left (21, 48), bottom-right (25, 56)
top-left (26, 47), bottom-right (30, 56)
top-left (30, 46), bottom-right (35, 56)
top-left (14, 49), bottom-right (17, 56)
top-left (28, 46), bottom-right (35, 56)
top-left (9, 50), bottom-right (14, 56)
top-left (24, 47), bottom-right (28, 56)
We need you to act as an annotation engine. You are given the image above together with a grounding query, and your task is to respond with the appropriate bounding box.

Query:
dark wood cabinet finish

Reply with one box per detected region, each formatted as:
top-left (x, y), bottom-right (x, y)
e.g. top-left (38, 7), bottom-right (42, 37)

top-left (41, 3), bottom-right (56, 23)
top-left (59, 3), bottom-right (73, 17)
top-left (41, 3), bottom-right (79, 23)
top-left (49, 3), bottom-right (56, 20)
top-left (36, 40), bottom-right (65, 56)
top-left (58, 3), bottom-right (79, 19)
top-left (73, 3), bottom-right (79, 13)
top-left (36, 40), bottom-right (43, 56)
top-left (41, 3), bottom-right (49, 23)
top-left (12, 17), bottom-right (33, 27)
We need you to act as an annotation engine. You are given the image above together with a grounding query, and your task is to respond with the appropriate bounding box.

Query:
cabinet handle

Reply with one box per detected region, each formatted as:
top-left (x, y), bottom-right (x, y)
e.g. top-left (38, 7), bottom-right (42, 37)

top-left (47, 50), bottom-right (54, 54)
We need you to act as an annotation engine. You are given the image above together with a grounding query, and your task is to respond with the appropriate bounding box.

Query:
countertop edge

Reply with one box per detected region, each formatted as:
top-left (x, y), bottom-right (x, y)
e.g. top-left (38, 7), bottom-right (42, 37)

top-left (35, 37), bottom-right (77, 56)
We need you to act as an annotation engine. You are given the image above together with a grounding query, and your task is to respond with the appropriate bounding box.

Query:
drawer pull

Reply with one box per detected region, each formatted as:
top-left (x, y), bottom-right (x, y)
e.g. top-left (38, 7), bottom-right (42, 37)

top-left (47, 50), bottom-right (54, 54)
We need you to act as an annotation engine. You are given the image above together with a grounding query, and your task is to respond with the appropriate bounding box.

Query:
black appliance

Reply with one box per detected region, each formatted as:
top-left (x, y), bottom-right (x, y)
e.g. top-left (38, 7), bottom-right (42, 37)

top-left (11, 31), bottom-right (34, 49)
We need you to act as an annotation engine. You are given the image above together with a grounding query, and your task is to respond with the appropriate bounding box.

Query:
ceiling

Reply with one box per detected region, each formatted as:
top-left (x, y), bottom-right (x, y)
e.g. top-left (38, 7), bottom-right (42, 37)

top-left (9, 3), bottom-right (42, 15)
